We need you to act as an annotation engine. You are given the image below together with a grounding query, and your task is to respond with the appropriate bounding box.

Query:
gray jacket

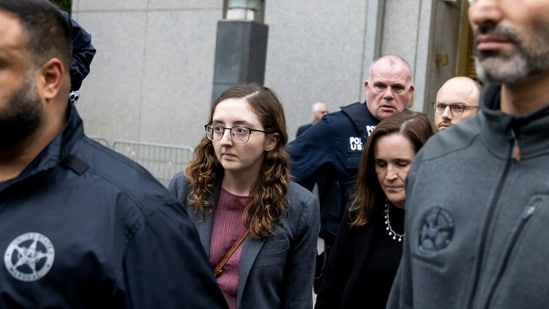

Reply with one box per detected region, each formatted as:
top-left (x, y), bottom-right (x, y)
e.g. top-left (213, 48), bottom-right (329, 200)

top-left (387, 85), bottom-right (549, 308)
top-left (169, 173), bottom-right (320, 309)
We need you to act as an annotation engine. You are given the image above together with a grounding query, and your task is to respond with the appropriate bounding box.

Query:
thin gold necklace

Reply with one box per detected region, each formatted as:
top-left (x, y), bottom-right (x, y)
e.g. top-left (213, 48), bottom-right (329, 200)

top-left (384, 202), bottom-right (404, 242)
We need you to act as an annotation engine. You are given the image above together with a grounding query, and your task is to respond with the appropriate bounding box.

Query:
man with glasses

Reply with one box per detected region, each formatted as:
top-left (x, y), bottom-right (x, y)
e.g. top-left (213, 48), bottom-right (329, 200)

top-left (288, 55), bottom-right (414, 292)
top-left (433, 76), bottom-right (481, 131)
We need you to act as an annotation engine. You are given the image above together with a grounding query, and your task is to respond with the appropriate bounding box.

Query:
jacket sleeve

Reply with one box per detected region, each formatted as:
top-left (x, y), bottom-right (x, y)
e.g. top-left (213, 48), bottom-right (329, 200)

top-left (120, 196), bottom-right (228, 309)
top-left (283, 192), bottom-right (320, 309)
top-left (288, 115), bottom-right (345, 190)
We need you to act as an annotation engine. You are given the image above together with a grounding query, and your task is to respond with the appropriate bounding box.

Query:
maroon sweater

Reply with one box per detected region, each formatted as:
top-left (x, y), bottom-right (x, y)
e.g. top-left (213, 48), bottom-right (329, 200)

top-left (209, 189), bottom-right (248, 309)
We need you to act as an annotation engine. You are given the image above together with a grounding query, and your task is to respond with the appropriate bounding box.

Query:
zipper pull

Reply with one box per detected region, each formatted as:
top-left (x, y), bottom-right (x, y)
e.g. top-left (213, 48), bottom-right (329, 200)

top-left (513, 140), bottom-right (521, 161)
top-left (511, 129), bottom-right (521, 161)
top-left (523, 205), bottom-right (535, 220)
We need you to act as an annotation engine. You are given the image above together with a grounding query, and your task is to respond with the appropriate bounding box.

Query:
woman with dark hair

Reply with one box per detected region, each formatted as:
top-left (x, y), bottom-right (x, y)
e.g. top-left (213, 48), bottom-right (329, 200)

top-left (169, 83), bottom-right (320, 309)
top-left (315, 111), bottom-right (435, 308)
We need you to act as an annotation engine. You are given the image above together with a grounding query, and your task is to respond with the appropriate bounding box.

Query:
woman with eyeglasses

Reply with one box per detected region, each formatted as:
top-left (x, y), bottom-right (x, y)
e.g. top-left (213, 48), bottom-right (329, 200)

top-left (169, 83), bottom-right (320, 309)
top-left (314, 111), bottom-right (435, 309)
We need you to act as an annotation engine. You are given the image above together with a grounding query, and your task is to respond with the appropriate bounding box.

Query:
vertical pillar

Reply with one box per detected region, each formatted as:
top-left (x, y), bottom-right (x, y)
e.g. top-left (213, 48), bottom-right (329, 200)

top-left (211, 0), bottom-right (268, 102)
top-left (211, 21), bottom-right (268, 102)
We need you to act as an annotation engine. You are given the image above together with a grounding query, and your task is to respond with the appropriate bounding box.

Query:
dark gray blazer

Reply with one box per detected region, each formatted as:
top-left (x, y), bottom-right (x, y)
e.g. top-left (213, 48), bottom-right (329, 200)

top-left (168, 173), bottom-right (320, 309)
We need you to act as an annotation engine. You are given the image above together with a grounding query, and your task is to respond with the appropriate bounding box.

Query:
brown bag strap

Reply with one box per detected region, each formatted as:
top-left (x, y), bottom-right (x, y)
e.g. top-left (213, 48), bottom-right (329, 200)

top-left (213, 230), bottom-right (249, 277)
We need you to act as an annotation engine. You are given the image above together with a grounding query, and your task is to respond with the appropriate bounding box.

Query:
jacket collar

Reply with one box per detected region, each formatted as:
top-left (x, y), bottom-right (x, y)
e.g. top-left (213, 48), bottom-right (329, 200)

top-left (480, 85), bottom-right (549, 160)
top-left (3, 103), bottom-right (84, 187)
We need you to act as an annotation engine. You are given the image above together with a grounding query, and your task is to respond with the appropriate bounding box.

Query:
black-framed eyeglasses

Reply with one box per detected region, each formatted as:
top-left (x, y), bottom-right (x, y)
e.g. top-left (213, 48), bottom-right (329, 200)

top-left (432, 102), bottom-right (479, 116)
top-left (204, 124), bottom-right (271, 144)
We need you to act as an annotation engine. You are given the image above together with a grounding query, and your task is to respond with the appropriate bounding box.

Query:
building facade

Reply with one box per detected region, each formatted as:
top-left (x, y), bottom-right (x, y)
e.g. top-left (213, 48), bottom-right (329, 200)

top-left (73, 0), bottom-right (474, 148)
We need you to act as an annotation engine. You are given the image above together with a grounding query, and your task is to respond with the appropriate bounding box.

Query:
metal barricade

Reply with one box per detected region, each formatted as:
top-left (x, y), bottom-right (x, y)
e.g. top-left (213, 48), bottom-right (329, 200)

top-left (89, 136), bottom-right (111, 148)
top-left (112, 140), bottom-right (194, 186)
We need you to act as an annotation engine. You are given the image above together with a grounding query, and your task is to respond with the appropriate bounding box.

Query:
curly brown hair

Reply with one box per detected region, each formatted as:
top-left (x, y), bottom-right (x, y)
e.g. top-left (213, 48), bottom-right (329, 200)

top-left (349, 110), bottom-right (435, 227)
top-left (185, 83), bottom-right (291, 239)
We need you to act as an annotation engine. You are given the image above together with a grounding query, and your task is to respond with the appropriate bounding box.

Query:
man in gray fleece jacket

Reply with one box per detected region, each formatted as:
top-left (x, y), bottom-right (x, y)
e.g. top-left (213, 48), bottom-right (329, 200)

top-left (387, 0), bottom-right (549, 308)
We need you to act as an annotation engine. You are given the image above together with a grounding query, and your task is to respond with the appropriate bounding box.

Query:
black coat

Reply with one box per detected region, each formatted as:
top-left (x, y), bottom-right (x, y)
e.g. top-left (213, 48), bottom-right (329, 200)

top-left (315, 203), bottom-right (404, 309)
top-left (288, 102), bottom-right (380, 245)
top-left (296, 123), bottom-right (312, 137)
top-left (0, 104), bottom-right (227, 309)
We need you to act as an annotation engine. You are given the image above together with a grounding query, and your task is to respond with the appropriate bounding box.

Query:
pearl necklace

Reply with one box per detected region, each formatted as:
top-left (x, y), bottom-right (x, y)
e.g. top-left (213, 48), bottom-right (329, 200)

top-left (384, 202), bottom-right (404, 242)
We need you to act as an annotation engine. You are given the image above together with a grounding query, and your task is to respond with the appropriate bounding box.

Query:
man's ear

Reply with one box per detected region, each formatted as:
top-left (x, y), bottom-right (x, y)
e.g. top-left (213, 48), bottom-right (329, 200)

top-left (407, 85), bottom-right (415, 108)
top-left (37, 58), bottom-right (65, 102)
top-left (264, 133), bottom-right (279, 152)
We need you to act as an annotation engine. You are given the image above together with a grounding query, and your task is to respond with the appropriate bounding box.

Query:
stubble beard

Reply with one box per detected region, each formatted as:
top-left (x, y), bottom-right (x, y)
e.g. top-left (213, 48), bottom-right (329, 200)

top-left (0, 74), bottom-right (43, 150)
top-left (474, 22), bottom-right (549, 85)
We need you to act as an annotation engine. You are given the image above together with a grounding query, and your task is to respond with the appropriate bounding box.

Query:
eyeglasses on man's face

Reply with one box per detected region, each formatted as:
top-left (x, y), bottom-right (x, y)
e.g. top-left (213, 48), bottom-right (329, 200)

top-left (433, 102), bottom-right (479, 116)
top-left (204, 124), bottom-right (270, 144)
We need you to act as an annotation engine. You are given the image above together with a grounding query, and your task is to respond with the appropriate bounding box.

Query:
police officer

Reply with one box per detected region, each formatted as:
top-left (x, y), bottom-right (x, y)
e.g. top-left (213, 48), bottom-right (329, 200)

top-left (288, 55), bottom-right (414, 292)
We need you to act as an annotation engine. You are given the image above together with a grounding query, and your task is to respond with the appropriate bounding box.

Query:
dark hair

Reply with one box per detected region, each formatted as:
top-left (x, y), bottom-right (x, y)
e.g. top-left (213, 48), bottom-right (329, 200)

top-left (0, 0), bottom-right (72, 70)
top-left (185, 83), bottom-right (290, 239)
top-left (349, 110), bottom-right (435, 227)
